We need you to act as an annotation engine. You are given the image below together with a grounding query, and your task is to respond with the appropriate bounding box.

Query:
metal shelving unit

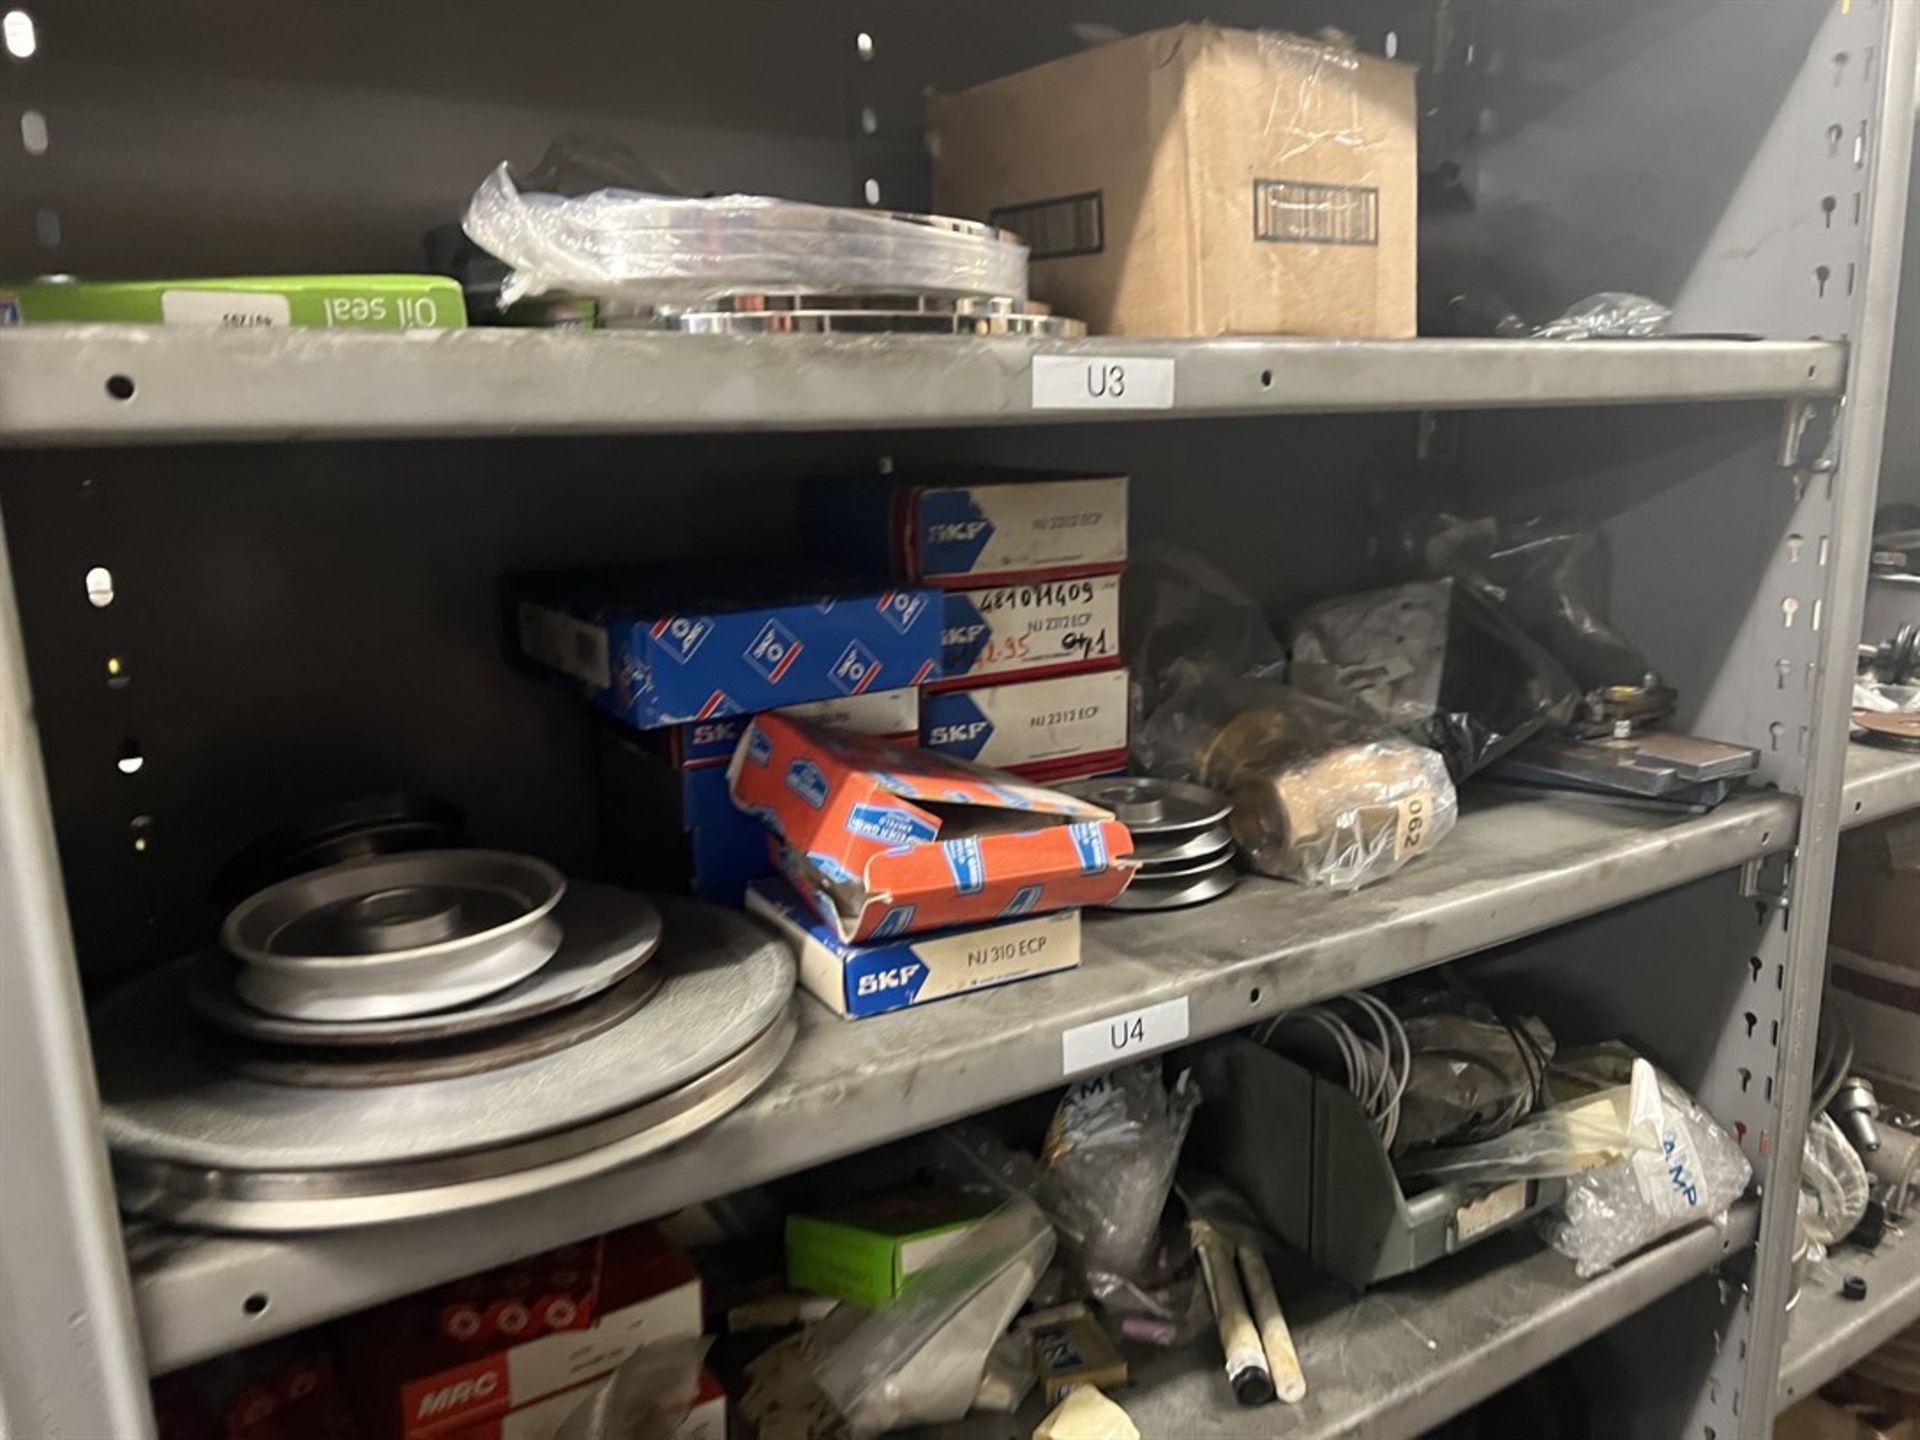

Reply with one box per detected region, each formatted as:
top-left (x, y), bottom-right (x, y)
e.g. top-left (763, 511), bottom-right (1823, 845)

top-left (1777, 1226), bottom-right (1920, 1413)
top-left (0, 3), bottom-right (1914, 1439)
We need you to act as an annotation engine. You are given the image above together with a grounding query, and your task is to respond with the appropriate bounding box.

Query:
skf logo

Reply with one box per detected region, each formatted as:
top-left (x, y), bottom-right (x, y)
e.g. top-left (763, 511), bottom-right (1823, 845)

top-left (746, 727), bottom-right (773, 766)
top-left (786, 758), bottom-right (830, 810)
top-left (928, 720), bottom-right (990, 747)
top-left (856, 963), bottom-right (924, 996)
top-left (650, 614), bottom-right (712, 663)
top-left (942, 624), bottom-right (987, 648)
top-left (830, 640), bottom-right (881, 694)
top-left (1068, 821), bottom-right (1110, 875)
top-left (745, 619), bottom-right (803, 683)
top-left (927, 520), bottom-right (989, 543)
top-left (414, 1369), bottom-right (500, 1419)
top-left (944, 836), bottom-right (987, 894)
top-left (690, 721), bottom-right (738, 748)
top-left (877, 590), bottom-right (928, 633)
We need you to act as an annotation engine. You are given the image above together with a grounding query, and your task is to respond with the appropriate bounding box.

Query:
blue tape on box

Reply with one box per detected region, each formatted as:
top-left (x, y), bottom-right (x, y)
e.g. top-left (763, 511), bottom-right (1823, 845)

top-left (510, 567), bottom-right (943, 730)
top-left (745, 877), bottom-right (1081, 1019)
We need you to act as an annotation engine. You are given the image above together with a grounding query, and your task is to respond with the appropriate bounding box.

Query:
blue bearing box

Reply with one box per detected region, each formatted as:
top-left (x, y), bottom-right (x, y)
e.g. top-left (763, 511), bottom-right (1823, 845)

top-left (511, 566), bottom-right (943, 730)
top-left (745, 877), bottom-right (1082, 1019)
top-left (595, 725), bottom-right (777, 906)
top-left (800, 470), bottom-right (1128, 587)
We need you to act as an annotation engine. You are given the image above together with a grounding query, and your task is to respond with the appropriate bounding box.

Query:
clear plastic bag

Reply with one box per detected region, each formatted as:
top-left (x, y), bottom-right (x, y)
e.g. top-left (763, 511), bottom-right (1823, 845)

top-left (553, 1337), bottom-right (712, 1440)
top-left (1397, 1073), bottom-right (1657, 1186)
top-left (1041, 1062), bottom-right (1200, 1285)
top-left (464, 163), bottom-right (1028, 308)
top-left (1800, 1112), bottom-right (1871, 1246)
top-left (1172, 680), bottom-right (1457, 889)
top-left (1531, 292), bottom-right (1672, 340)
top-left (1289, 576), bottom-right (1577, 780)
top-left (811, 1194), bottom-right (1054, 1436)
top-left (1540, 1055), bottom-right (1753, 1277)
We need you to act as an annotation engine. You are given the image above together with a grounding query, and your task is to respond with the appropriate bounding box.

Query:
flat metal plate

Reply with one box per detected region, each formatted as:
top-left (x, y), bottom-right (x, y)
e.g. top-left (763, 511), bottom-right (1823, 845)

top-left (95, 896), bottom-right (793, 1171)
top-left (189, 882), bottom-right (661, 1046)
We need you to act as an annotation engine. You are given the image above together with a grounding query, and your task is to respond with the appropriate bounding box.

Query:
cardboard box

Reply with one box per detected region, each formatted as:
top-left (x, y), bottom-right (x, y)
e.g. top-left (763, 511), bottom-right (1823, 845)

top-left (337, 1224), bottom-right (702, 1440)
top-left (649, 687), bottom-right (920, 769)
top-left (726, 714), bottom-right (1134, 942)
top-left (154, 1344), bottom-right (357, 1440)
top-left (0, 275), bottom-right (466, 329)
top-left (921, 670), bottom-right (1129, 779)
top-left (929, 23), bottom-right (1416, 338)
top-left (1829, 814), bottom-right (1919, 968)
top-left (801, 471), bottom-right (1127, 587)
top-left (748, 876), bottom-right (1081, 1018)
top-left (430, 1367), bottom-right (724, 1440)
top-left (511, 568), bottom-right (942, 730)
top-left (936, 576), bottom-right (1122, 690)
top-left (786, 1193), bottom-right (995, 1308)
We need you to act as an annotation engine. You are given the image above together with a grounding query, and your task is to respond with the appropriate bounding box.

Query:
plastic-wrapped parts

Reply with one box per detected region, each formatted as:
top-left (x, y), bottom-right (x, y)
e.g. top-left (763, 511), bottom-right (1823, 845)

top-left (464, 164), bottom-right (1029, 309)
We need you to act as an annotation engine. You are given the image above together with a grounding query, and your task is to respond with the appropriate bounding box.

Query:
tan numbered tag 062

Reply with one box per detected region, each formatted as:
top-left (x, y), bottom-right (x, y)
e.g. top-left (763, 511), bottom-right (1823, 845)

top-left (1394, 790), bottom-right (1436, 861)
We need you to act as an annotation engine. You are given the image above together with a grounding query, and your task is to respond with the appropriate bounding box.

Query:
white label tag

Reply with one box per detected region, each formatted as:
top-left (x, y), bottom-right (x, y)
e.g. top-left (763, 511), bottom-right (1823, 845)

top-left (1061, 996), bottom-right (1189, 1075)
top-left (1031, 356), bottom-right (1175, 410)
top-left (160, 289), bottom-right (291, 328)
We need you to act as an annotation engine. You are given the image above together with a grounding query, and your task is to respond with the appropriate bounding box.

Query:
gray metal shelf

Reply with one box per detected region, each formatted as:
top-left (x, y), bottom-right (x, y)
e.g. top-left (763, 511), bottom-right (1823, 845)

top-left (0, 327), bottom-right (1845, 445)
top-left (928, 1206), bottom-right (1761, 1440)
top-left (127, 783), bottom-right (1794, 1373)
top-left (1777, 1224), bottom-right (1920, 1411)
top-left (1841, 743), bottom-right (1920, 829)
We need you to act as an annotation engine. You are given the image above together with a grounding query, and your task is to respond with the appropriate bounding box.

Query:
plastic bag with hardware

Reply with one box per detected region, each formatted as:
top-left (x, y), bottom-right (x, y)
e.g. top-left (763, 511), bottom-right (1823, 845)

top-left (1539, 1047), bottom-right (1753, 1277)
top-left (1531, 291), bottom-right (1671, 340)
top-left (1800, 1112), bottom-right (1871, 1246)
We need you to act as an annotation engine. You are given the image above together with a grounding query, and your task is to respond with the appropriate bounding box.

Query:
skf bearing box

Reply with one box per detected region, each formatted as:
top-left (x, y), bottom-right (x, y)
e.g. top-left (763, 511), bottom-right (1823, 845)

top-left (801, 470), bottom-right (1127, 587)
top-left (0, 274), bottom-right (467, 329)
top-left (510, 567), bottom-right (942, 729)
top-left (748, 876), bottom-right (1081, 1019)
top-left (784, 1190), bottom-right (997, 1308)
top-left (649, 687), bottom-right (920, 769)
top-left (336, 1224), bottom-right (701, 1440)
top-left (930, 24), bottom-right (1416, 339)
top-left (936, 576), bottom-right (1121, 689)
top-left (922, 670), bottom-right (1129, 779)
top-left (727, 713), bottom-right (1134, 942)
top-left (427, 1367), bottom-right (724, 1440)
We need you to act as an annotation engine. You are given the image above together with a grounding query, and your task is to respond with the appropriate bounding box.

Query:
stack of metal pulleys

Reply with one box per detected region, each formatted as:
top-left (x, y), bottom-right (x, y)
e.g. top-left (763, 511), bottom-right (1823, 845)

top-left (92, 841), bottom-right (795, 1232)
top-left (1059, 777), bottom-right (1239, 910)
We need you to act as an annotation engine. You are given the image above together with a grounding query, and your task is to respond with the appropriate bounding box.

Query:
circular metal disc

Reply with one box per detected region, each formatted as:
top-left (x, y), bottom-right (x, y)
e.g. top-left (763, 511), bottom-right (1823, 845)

top-left (1854, 711), bottom-right (1920, 750)
top-left (1129, 821), bottom-right (1237, 867)
top-left (1056, 777), bottom-right (1232, 838)
top-left (233, 919), bottom-right (560, 1022)
top-left (1133, 843), bottom-right (1238, 881)
top-left (224, 849), bottom-right (565, 966)
top-left (661, 310), bottom-right (1086, 338)
top-left (229, 966), bottom-right (665, 1088)
top-left (96, 897), bottom-right (794, 1173)
top-left (1101, 863), bottom-right (1239, 911)
top-left (190, 884), bottom-right (662, 1046)
top-left (110, 1004), bottom-right (798, 1232)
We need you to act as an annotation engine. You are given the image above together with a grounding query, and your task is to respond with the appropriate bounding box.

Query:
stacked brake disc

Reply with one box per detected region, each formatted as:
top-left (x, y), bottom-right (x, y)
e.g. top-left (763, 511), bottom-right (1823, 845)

top-left (1059, 777), bottom-right (1239, 910)
top-left (93, 824), bottom-right (795, 1233)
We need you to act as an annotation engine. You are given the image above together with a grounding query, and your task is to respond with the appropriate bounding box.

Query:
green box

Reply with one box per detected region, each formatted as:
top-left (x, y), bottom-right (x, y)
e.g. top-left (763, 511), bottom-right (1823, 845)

top-left (785, 1192), bottom-right (992, 1309)
top-left (0, 275), bottom-right (466, 330)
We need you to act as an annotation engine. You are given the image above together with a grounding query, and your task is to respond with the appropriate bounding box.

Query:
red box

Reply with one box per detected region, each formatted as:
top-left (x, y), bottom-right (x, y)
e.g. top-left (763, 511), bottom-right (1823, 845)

top-left (336, 1225), bottom-right (702, 1440)
top-left (726, 714), bottom-right (1135, 941)
top-left (154, 1345), bottom-right (356, 1440)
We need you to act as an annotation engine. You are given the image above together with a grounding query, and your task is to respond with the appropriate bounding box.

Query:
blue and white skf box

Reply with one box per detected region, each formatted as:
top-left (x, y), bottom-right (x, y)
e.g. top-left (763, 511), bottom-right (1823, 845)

top-left (921, 669), bottom-right (1130, 778)
top-left (511, 567), bottom-right (942, 730)
top-left (801, 470), bottom-right (1127, 588)
top-left (745, 877), bottom-right (1081, 1019)
top-left (651, 687), bottom-right (920, 769)
top-left (935, 575), bottom-right (1122, 689)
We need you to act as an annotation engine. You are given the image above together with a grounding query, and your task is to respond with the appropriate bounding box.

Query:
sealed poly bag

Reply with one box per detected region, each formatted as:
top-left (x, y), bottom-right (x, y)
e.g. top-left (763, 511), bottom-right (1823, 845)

top-left (1540, 1050), bottom-right (1752, 1277)
top-left (1398, 1065), bottom-right (1663, 1186)
top-left (465, 164), bottom-right (1028, 308)
top-left (1800, 1112), bottom-right (1871, 1247)
top-left (1290, 576), bottom-right (1576, 780)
